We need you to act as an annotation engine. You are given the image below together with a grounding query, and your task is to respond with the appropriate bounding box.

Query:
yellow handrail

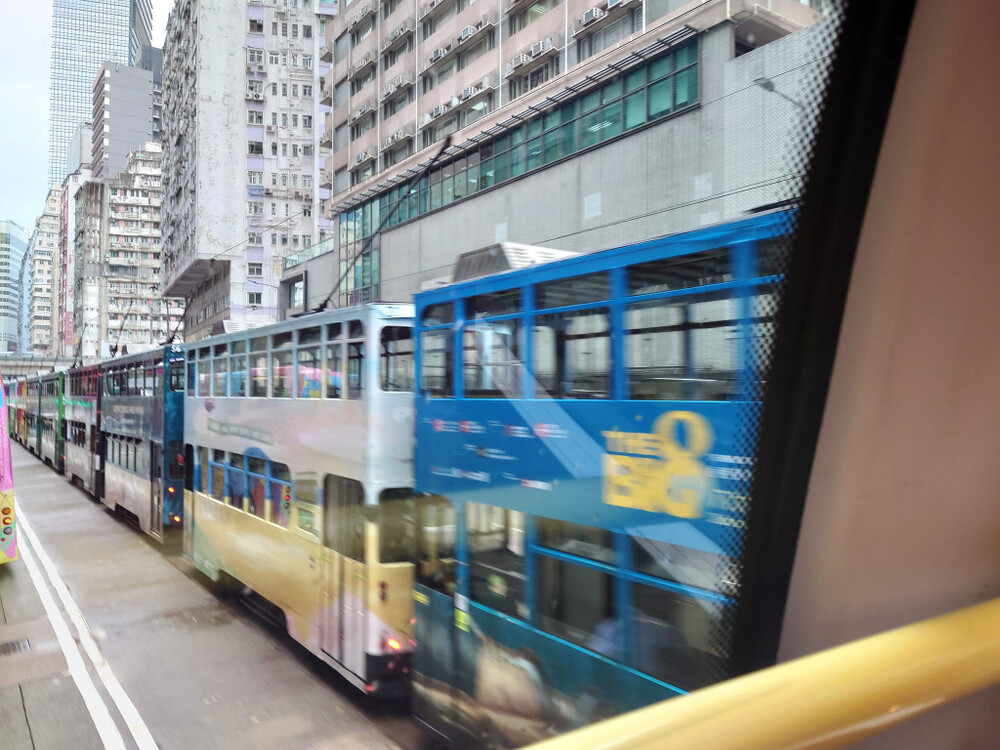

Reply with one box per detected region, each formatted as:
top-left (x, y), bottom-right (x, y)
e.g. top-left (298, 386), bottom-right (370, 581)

top-left (524, 598), bottom-right (1000, 750)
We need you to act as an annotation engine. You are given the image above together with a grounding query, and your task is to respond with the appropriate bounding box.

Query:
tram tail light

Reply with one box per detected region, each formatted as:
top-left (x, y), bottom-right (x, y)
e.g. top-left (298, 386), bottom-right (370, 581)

top-left (385, 637), bottom-right (402, 652)
top-left (172, 515), bottom-right (181, 523)
top-left (168, 486), bottom-right (175, 494)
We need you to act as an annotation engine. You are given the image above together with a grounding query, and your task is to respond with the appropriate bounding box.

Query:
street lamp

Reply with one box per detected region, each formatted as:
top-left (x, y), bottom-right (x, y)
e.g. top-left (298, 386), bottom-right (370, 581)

top-left (754, 77), bottom-right (807, 115)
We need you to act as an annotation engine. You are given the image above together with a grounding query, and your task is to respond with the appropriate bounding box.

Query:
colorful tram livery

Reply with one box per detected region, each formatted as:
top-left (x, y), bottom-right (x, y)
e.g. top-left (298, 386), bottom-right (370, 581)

top-left (185, 304), bottom-right (417, 695)
top-left (101, 347), bottom-right (187, 538)
top-left (410, 211), bottom-right (789, 747)
top-left (0, 374), bottom-right (18, 563)
top-left (64, 363), bottom-right (103, 494)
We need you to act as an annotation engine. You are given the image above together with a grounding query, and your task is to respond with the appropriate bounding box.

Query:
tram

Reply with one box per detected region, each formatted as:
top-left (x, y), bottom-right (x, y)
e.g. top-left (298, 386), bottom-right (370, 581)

top-left (0, 374), bottom-right (18, 564)
top-left (184, 304), bottom-right (417, 695)
top-left (101, 346), bottom-right (187, 538)
top-left (409, 210), bottom-right (790, 747)
top-left (38, 371), bottom-right (64, 472)
top-left (64, 363), bottom-right (103, 494)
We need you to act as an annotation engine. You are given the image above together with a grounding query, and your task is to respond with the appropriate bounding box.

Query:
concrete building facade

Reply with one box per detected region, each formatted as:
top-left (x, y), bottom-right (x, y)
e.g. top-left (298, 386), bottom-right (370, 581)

top-left (28, 189), bottom-right (63, 354)
top-left (48, 0), bottom-right (153, 187)
top-left (0, 221), bottom-right (29, 353)
top-left (161, 0), bottom-right (337, 341)
top-left (281, 0), bottom-right (825, 311)
top-left (92, 60), bottom-right (163, 180)
top-left (74, 143), bottom-right (184, 359)
top-left (57, 165), bottom-right (93, 357)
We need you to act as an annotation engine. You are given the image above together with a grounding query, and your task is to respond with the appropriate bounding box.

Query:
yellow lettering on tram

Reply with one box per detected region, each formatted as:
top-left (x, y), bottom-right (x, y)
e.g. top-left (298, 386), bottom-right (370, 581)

top-left (413, 590), bottom-right (430, 605)
top-left (602, 411), bottom-right (714, 519)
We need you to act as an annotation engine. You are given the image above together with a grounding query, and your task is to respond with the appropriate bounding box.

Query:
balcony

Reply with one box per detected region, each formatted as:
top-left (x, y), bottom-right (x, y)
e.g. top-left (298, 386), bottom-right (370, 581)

top-left (380, 73), bottom-right (414, 102)
top-left (320, 43), bottom-right (332, 63)
top-left (419, 0), bottom-right (451, 22)
top-left (348, 53), bottom-right (376, 80)
top-left (505, 37), bottom-right (560, 79)
top-left (381, 20), bottom-right (415, 54)
top-left (348, 4), bottom-right (372, 29)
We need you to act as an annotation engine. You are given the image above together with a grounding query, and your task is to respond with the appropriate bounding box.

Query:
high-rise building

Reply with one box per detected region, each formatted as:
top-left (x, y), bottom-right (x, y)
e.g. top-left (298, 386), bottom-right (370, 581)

top-left (0, 221), bottom-right (29, 353)
top-left (92, 60), bottom-right (162, 179)
top-left (48, 0), bottom-right (153, 187)
top-left (161, 0), bottom-right (336, 341)
top-left (74, 143), bottom-right (184, 358)
top-left (280, 0), bottom-right (826, 311)
top-left (57, 163), bottom-right (93, 357)
top-left (27, 190), bottom-right (63, 354)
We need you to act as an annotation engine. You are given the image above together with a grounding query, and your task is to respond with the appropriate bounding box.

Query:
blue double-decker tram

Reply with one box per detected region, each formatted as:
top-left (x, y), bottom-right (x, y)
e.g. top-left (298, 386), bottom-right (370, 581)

top-left (410, 210), bottom-right (790, 747)
top-left (100, 346), bottom-right (187, 538)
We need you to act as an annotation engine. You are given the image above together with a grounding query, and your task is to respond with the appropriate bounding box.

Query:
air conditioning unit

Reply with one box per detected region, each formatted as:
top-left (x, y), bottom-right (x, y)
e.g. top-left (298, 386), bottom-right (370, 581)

top-left (530, 39), bottom-right (551, 57)
top-left (391, 27), bottom-right (402, 41)
top-left (512, 53), bottom-right (531, 68)
top-left (431, 47), bottom-right (446, 62)
top-left (355, 150), bottom-right (371, 164)
top-left (431, 104), bottom-right (445, 118)
top-left (461, 85), bottom-right (479, 100)
top-left (607, 0), bottom-right (632, 8)
top-left (582, 7), bottom-right (605, 25)
top-left (460, 25), bottom-right (476, 42)
top-left (253, 93), bottom-right (263, 100)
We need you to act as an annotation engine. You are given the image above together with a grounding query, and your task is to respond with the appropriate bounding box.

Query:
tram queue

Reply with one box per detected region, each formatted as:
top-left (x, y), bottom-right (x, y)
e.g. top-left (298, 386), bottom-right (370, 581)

top-left (4, 210), bottom-right (790, 748)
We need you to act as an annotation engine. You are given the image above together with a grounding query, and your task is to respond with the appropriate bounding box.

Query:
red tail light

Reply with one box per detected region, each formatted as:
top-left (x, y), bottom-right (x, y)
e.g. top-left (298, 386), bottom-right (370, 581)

top-left (386, 637), bottom-right (402, 651)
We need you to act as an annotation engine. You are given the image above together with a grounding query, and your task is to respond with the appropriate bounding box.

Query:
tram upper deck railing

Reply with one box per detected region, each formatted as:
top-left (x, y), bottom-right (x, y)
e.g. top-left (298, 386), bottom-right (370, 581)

top-left (523, 597), bottom-right (1000, 750)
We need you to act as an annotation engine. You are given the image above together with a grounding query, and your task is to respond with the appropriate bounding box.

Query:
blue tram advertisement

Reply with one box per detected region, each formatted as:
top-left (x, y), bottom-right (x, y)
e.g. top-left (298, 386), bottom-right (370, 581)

top-left (100, 346), bottom-right (186, 538)
top-left (410, 211), bottom-right (789, 747)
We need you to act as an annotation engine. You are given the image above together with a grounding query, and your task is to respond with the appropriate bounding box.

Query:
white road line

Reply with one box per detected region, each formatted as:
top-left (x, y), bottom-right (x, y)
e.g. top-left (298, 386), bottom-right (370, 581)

top-left (17, 522), bottom-right (128, 750)
top-left (18, 510), bottom-right (160, 750)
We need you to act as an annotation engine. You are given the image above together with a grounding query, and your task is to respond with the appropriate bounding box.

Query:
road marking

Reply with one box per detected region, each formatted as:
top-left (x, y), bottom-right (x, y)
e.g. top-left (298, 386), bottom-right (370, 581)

top-left (17, 520), bottom-right (128, 750)
top-left (18, 510), bottom-right (159, 750)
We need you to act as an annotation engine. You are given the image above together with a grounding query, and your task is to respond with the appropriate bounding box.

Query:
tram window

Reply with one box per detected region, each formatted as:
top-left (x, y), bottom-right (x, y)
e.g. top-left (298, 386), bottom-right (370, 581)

top-left (348, 320), bottom-right (364, 339)
top-left (631, 536), bottom-right (733, 595)
top-left (463, 321), bottom-right (521, 398)
top-left (379, 489), bottom-right (414, 563)
top-left (537, 518), bottom-right (614, 564)
top-left (187, 362), bottom-right (196, 396)
top-left (249, 353), bottom-right (268, 397)
top-left (211, 450), bottom-right (226, 501)
top-left (232, 339), bottom-right (246, 354)
top-left (420, 330), bottom-right (452, 397)
top-left (325, 342), bottom-right (342, 398)
top-left (273, 331), bottom-right (293, 350)
top-left (300, 326), bottom-right (322, 345)
top-left (324, 475), bottom-right (364, 560)
top-left (629, 583), bottom-right (725, 690)
top-left (421, 303), bottom-right (453, 327)
top-left (197, 360), bottom-right (211, 397)
top-left (466, 503), bottom-right (526, 619)
top-left (534, 310), bottom-right (611, 399)
top-left (470, 289), bottom-right (520, 319)
top-left (751, 289), bottom-right (777, 363)
top-left (144, 366), bottom-right (155, 396)
top-left (228, 454), bottom-right (245, 507)
top-left (170, 362), bottom-right (186, 392)
top-left (297, 347), bottom-right (322, 398)
top-left (213, 357), bottom-right (229, 397)
top-left (380, 327), bottom-right (414, 392)
top-left (251, 336), bottom-right (267, 352)
top-left (634, 295), bottom-right (738, 401)
top-left (247, 459), bottom-right (267, 519)
top-left (347, 342), bottom-right (364, 399)
top-left (126, 440), bottom-right (136, 471)
top-left (326, 322), bottom-right (342, 340)
top-left (230, 354), bottom-right (248, 397)
top-left (415, 496), bottom-right (456, 594)
top-left (627, 249), bottom-right (732, 296)
top-left (272, 351), bottom-right (293, 398)
top-left (537, 555), bottom-right (615, 656)
top-left (536, 272), bottom-right (609, 308)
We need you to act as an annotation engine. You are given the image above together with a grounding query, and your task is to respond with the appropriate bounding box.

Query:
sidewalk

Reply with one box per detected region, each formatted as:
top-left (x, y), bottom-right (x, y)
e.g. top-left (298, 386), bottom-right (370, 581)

top-left (0, 535), bottom-right (103, 749)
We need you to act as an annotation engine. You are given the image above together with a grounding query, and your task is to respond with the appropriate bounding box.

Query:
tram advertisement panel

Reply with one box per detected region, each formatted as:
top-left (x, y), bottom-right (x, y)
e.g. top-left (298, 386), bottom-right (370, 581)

top-left (415, 399), bottom-right (745, 554)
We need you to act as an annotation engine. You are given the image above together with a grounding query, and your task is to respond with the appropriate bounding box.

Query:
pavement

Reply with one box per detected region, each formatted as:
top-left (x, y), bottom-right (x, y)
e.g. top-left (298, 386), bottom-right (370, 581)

top-left (0, 442), bottom-right (417, 750)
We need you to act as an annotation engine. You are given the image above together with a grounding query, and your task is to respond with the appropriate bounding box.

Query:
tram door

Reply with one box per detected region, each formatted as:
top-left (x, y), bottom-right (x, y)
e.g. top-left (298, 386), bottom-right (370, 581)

top-left (150, 443), bottom-right (163, 538)
top-left (321, 475), bottom-right (366, 678)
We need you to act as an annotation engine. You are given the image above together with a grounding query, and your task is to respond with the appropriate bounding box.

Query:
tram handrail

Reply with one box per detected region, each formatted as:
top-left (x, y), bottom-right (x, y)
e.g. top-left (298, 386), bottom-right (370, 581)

top-left (524, 597), bottom-right (1000, 750)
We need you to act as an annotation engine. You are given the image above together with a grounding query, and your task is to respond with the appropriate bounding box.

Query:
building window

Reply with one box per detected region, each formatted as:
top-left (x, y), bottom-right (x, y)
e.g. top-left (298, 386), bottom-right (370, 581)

top-left (248, 171), bottom-right (263, 185)
top-left (269, 52), bottom-right (279, 65)
top-left (247, 49), bottom-right (264, 63)
top-left (292, 23), bottom-right (299, 38)
top-left (247, 110), bottom-right (264, 124)
top-left (248, 292), bottom-right (262, 306)
top-left (247, 201), bottom-right (263, 215)
top-left (248, 232), bottom-right (263, 245)
top-left (272, 22), bottom-right (278, 35)
top-left (303, 144), bottom-right (314, 156)
top-left (577, 10), bottom-right (642, 63)
top-left (247, 80), bottom-right (263, 95)
top-left (249, 141), bottom-right (264, 154)
top-left (271, 142), bottom-right (278, 155)
top-left (303, 84), bottom-right (313, 97)
top-left (508, 57), bottom-right (560, 100)
top-left (281, 22), bottom-right (288, 36)
top-left (248, 262), bottom-right (263, 277)
top-left (250, 19), bottom-right (264, 33)
top-left (303, 55), bottom-right (313, 69)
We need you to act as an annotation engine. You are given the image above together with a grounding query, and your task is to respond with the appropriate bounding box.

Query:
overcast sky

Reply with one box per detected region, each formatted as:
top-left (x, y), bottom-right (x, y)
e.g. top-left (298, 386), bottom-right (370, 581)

top-left (0, 1), bottom-right (172, 232)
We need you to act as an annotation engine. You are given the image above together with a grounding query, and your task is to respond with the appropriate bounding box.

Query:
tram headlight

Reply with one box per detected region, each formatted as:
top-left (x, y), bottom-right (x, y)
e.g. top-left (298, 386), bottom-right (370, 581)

top-left (2, 517), bottom-right (12, 525)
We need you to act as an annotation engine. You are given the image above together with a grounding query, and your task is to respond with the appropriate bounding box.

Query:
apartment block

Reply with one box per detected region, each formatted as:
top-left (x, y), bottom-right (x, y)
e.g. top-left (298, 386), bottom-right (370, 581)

top-left (0, 221), bottom-right (29, 353)
top-left (282, 0), bottom-right (826, 310)
top-left (92, 59), bottom-right (163, 179)
top-left (161, 0), bottom-right (337, 341)
top-left (28, 189), bottom-right (63, 354)
top-left (74, 143), bottom-right (184, 359)
top-left (57, 162), bottom-right (93, 357)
